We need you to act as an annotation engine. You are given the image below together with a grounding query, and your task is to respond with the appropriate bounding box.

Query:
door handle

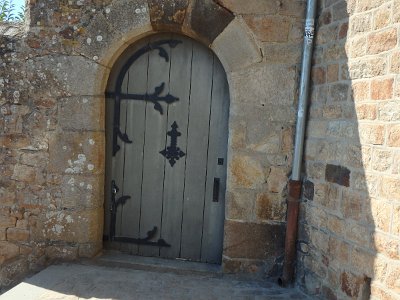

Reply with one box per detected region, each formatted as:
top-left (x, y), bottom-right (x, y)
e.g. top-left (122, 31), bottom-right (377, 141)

top-left (213, 178), bottom-right (220, 202)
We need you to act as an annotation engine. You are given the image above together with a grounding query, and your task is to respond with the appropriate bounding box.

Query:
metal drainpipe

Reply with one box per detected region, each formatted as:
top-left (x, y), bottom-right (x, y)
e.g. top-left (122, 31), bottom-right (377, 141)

top-left (278, 0), bottom-right (317, 287)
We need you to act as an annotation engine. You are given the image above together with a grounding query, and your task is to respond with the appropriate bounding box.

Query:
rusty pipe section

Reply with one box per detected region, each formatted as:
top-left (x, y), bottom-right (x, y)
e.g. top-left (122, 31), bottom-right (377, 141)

top-left (279, 0), bottom-right (317, 287)
top-left (279, 180), bottom-right (302, 287)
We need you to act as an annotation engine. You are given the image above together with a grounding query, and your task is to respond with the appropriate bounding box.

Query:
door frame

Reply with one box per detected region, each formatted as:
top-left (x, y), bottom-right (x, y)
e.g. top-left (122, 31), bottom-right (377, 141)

top-left (103, 33), bottom-right (230, 264)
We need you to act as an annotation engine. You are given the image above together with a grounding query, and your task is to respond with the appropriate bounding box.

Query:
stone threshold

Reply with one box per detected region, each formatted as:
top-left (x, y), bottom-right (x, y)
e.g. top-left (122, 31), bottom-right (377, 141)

top-left (84, 250), bottom-right (223, 277)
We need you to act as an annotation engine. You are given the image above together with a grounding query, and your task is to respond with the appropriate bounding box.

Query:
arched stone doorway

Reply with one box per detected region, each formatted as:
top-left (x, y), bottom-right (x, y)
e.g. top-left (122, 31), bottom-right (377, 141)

top-left (104, 33), bottom-right (229, 264)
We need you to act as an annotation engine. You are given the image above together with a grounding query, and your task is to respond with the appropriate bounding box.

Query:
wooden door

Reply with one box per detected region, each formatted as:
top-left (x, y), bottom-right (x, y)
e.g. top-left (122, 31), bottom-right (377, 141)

top-left (104, 34), bottom-right (229, 264)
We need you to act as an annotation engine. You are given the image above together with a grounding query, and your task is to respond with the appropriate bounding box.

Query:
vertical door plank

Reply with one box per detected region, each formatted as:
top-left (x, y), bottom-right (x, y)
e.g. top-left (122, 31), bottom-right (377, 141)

top-left (138, 37), bottom-right (171, 257)
top-left (104, 96), bottom-right (114, 242)
top-left (180, 45), bottom-right (214, 261)
top-left (114, 75), bottom-right (129, 241)
top-left (201, 60), bottom-right (230, 263)
top-left (160, 36), bottom-right (193, 258)
top-left (119, 48), bottom-right (149, 254)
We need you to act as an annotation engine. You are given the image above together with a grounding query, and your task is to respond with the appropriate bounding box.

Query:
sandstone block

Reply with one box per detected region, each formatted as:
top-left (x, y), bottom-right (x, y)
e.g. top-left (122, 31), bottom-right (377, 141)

top-left (211, 19), bottom-right (262, 72)
top-left (60, 175), bottom-right (104, 209)
top-left (105, 0), bottom-right (150, 38)
top-left (367, 28), bottom-right (397, 55)
top-left (215, 0), bottom-right (278, 14)
top-left (303, 180), bottom-right (314, 201)
top-left (311, 67), bottom-right (326, 85)
top-left (255, 193), bottom-right (286, 221)
top-left (6, 228), bottom-right (30, 242)
top-left (346, 35), bottom-right (367, 59)
top-left (186, 0), bottom-right (234, 44)
top-left (329, 83), bottom-right (349, 102)
top-left (392, 205), bottom-right (400, 236)
top-left (388, 125), bottom-right (400, 147)
top-left (356, 0), bottom-right (386, 12)
top-left (379, 177), bottom-right (400, 200)
top-left (351, 81), bottom-right (370, 102)
top-left (394, 0), bottom-right (400, 23)
top-left (355, 103), bottom-right (377, 120)
top-left (349, 13), bottom-right (372, 36)
top-left (267, 167), bottom-right (288, 194)
top-left (78, 242), bottom-right (102, 258)
top-left (0, 216), bottom-right (16, 229)
top-left (371, 78), bottom-right (394, 100)
top-left (263, 43), bottom-right (302, 65)
top-left (45, 245), bottom-right (78, 261)
top-left (327, 64), bottom-right (339, 82)
top-left (226, 190), bottom-right (254, 221)
top-left (385, 264), bottom-right (400, 292)
top-left (11, 165), bottom-right (36, 183)
top-left (58, 97), bottom-right (104, 131)
top-left (358, 124), bottom-right (385, 145)
top-left (371, 200), bottom-right (392, 233)
top-left (379, 101), bottom-right (400, 121)
top-left (373, 4), bottom-right (391, 30)
top-left (325, 164), bottom-right (350, 187)
top-left (349, 57), bottom-right (386, 79)
top-left (33, 55), bottom-right (107, 96)
top-left (244, 16), bottom-right (290, 43)
top-left (391, 51), bottom-right (400, 74)
top-left (224, 220), bottom-right (285, 259)
top-left (229, 155), bottom-right (265, 189)
top-left (49, 131), bottom-right (104, 175)
top-left (374, 232), bottom-right (399, 259)
top-left (339, 22), bottom-right (349, 39)
top-left (371, 149), bottom-right (392, 172)
top-left (331, 1), bottom-right (348, 22)
top-left (0, 241), bottom-right (19, 263)
top-left (229, 64), bottom-right (296, 108)
top-left (340, 271), bottom-right (369, 298)
top-left (350, 247), bottom-right (375, 278)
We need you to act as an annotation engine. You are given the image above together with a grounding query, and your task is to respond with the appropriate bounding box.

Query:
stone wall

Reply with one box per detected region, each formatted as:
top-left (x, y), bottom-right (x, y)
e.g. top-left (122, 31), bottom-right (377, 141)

top-left (298, 0), bottom-right (400, 299)
top-left (0, 0), bottom-right (305, 290)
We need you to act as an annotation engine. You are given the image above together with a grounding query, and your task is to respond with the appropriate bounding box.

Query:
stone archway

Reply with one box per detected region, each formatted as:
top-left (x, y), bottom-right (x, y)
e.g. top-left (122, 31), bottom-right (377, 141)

top-left (88, 0), bottom-right (267, 272)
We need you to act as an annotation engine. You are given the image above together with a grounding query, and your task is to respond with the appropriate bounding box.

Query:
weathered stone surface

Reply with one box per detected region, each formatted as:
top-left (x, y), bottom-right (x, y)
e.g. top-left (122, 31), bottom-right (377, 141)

top-left (229, 155), bottom-right (265, 189)
top-left (58, 97), bottom-right (105, 131)
top-left (149, 0), bottom-right (189, 31)
top-left (211, 19), bottom-right (262, 72)
top-left (45, 245), bottom-right (78, 261)
top-left (31, 56), bottom-right (107, 97)
top-left (59, 175), bottom-right (104, 209)
top-left (214, 0), bottom-right (278, 14)
top-left (325, 164), bottom-right (350, 187)
top-left (244, 16), bottom-right (290, 43)
top-left (0, 241), bottom-right (19, 263)
top-left (267, 167), bottom-right (288, 193)
top-left (303, 180), bottom-right (314, 201)
top-left (186, 0), bottom-right (234, 44)
top-left (224, 220), bottom-right (285, 259)
top-left (226, 190), bottom-right (254, 221)
top-left (367, 27), bottom-right (397, 55)
top-left (48, 131), bottom-right (105, 175)
top-left (230, 64), bottom-right (296, 107)
top-left (0, 216), bottom-right (16, 229)
top-left (105, 0), bottom-right (150, 38)
top-left (255, 193), bottom-right (286, 221)
top-left (6, 228), bottom-right (30, 242)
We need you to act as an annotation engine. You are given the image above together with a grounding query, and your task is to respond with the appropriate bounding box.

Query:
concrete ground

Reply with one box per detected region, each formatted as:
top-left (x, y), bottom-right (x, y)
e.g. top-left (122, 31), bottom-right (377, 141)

top-left (1, 254), bottom-right (311, 300)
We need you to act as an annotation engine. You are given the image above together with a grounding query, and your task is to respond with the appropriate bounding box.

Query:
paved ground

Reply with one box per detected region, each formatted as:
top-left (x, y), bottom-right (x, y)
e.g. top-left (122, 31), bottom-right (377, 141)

top-left (1, 256), bottom-right (311, 300)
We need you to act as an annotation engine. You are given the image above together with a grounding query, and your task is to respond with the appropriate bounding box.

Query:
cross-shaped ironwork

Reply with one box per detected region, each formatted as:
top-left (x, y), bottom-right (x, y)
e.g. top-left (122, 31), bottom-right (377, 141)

top-left (160, 121), bottom-right (186, 167)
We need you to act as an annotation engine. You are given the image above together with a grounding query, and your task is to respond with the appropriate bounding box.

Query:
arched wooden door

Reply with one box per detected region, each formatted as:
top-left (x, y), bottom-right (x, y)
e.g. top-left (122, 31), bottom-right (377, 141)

top-left (104, 34), bottom-right (229, 264)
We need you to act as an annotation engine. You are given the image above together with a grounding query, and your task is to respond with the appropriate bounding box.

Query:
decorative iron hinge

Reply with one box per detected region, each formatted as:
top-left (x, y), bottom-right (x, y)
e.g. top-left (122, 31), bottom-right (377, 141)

top-left (109, 180), bottom-right (131, 240)
top-left (107, 40), bottom-right (182, 156)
